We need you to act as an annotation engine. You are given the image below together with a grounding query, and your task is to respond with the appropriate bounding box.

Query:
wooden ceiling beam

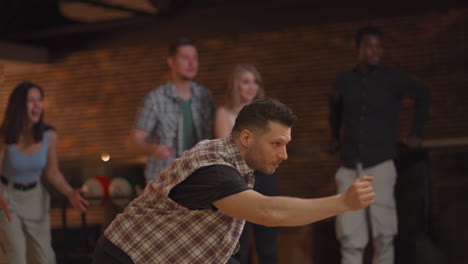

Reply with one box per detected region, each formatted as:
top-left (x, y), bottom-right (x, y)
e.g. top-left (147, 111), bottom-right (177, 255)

top-left (0, 42), bottom-right (48, 63)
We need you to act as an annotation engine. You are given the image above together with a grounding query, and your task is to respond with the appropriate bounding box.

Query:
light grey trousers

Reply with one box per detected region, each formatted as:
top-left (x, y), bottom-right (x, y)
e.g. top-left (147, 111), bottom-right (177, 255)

top-left (335, 160), bottom-right (398, 264)
top-left (0, 183), bottom-right (56, 264)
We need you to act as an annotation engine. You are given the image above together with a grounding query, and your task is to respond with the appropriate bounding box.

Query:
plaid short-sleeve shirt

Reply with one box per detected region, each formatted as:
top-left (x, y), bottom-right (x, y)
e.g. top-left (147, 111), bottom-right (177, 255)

top-left (104, 135), bottom-right (254, 264)
top-left (135, 81), bottom-right (215, 181)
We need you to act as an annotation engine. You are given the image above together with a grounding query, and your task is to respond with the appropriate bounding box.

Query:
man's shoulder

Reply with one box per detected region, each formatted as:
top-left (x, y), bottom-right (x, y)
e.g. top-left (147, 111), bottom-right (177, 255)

top-left (147, 81), bottom-right (172, 96)
top-left (191, 81), bottom-right (208, 89)
top-left (143, 82), bottom-right (177, 106)
top-left (191, 82), bottom-right (214, 105)
top-left (186, 139), bottom-right (230, 161)
top-left (190, 138), bottom-right (223, 154)
top-left (335, 65), bottom-right (399, 79)
top-left (378, 66), bottom-right (404, 77)
top-left (192, 82), bottom-right (212, 95)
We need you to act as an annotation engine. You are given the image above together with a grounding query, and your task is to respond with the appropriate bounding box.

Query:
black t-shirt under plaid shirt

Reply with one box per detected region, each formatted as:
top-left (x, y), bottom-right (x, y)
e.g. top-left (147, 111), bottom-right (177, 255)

top-left (96, 164), bottom-right (250, 264)
top-left (104, 136), bottom-right (254, 264)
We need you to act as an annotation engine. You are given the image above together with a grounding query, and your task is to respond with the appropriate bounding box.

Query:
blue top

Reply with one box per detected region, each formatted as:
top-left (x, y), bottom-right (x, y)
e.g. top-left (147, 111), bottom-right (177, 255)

top-left (2, 130), bottom-right (51, 183)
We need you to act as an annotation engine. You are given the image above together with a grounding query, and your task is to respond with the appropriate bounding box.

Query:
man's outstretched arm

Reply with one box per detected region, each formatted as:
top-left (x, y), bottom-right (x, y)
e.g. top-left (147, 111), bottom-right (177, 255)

top-left (213, 176), bottom-right (374, 227)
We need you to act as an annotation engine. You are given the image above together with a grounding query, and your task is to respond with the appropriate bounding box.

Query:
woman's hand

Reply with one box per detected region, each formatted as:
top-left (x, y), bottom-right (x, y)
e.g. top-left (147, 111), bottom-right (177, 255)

top-left (0, 197), bottom-right (11, 223)
top-left (67, 188), bottom-right (89, 212)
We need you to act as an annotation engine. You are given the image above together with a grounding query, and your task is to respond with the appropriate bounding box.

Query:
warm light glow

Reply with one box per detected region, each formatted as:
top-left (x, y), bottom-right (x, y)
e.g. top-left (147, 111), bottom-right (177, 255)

top-left (101, 153), bottom-right (110, 162)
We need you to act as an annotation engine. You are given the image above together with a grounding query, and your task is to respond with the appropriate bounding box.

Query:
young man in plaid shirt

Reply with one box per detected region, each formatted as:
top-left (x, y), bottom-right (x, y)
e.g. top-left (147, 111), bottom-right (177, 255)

top-left (94, 99), bottom-right (375, 264)
top-left (130, 38), bottom-right (215, 182)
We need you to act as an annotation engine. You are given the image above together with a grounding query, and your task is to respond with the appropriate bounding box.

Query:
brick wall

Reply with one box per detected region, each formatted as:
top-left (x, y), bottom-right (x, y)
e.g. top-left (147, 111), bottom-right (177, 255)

top-left (2, 6), bottom-right (467, 197)
top-left (1, 4), bottom-right (467, 263)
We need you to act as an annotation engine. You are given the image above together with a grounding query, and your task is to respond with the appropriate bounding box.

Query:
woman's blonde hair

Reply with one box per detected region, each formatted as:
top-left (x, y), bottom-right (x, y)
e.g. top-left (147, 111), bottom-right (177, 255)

top-left (225, 64), bottom-right (265, 110)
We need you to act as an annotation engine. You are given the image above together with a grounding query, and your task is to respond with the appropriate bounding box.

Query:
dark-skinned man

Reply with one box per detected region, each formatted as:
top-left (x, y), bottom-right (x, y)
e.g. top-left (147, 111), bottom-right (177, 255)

top-left (329, 26), bottom-right (430, 264)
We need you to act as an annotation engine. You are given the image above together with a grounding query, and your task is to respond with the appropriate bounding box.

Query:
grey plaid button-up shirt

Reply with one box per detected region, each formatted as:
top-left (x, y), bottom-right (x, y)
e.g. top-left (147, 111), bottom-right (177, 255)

top-left (104, 136), bottom-right (255, 264)
top-left (135, 81), bottom-right (215, 181)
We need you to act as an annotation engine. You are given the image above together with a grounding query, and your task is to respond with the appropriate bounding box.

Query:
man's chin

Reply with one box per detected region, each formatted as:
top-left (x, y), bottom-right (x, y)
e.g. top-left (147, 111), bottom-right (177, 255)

top-left (257, 168), bottom-right (276, 174)
top-left (181, 74), bottom-right (196, 81)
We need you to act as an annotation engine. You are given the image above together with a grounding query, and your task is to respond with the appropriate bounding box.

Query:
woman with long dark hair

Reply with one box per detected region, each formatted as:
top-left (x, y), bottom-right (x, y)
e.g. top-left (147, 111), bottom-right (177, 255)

top-left (0, 82), bottom-right (88, 264)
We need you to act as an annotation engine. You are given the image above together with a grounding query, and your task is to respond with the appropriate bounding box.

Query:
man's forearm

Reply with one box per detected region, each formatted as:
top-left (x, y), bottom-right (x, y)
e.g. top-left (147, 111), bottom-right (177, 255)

top-left (130, 140), bottom-right (156, 156)
top-left (215, 178), bottom-right (373, 227)
top-left (130, 129), bottom-right (159, 156)
top-left (262, 194), bottom-right (348, 227)
top-left (130, 138), bottom-right (172, 160)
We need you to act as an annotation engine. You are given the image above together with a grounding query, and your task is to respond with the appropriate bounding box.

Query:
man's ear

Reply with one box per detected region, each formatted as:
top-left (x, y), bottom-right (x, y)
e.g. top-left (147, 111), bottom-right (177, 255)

top-left (239, 129), bottom-right (254, 148)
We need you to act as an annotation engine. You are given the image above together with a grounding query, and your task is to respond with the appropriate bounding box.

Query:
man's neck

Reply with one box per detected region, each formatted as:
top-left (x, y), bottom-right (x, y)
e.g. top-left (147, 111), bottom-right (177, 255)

top-left (357, 62), bottom-right (379, 75)
top-left (172, 78), bottom-right (192, 100)
top-left (358, 63), bottom-right (370, 74)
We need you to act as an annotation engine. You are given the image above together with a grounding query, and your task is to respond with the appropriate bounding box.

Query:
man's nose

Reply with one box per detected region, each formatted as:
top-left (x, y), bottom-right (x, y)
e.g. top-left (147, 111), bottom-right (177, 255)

top-left (278, 147), bottom-right (288, 161)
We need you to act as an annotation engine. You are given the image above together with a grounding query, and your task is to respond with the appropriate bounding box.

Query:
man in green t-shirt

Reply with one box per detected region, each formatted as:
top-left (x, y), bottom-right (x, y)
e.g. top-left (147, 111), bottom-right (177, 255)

top-left (130, 38), bottom-right (215, 182)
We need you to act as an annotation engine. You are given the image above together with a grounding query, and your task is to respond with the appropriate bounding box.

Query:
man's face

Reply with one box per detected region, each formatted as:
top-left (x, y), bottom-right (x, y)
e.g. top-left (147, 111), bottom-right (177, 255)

top-left (358, 35), bottom-right (383, 66)
top-left (168, 45), bottom-right (199, 80)
top-left (244, 121), bottom-right (291, 174)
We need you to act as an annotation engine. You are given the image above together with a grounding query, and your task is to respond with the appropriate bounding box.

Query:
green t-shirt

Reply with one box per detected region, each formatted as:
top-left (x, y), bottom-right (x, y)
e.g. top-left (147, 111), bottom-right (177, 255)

top-left (178, 98), bottom-right (198, 151)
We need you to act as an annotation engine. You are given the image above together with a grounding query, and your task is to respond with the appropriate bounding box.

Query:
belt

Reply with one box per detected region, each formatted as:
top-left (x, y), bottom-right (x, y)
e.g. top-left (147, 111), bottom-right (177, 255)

top-left (1, 176), bottom-right (38, 191)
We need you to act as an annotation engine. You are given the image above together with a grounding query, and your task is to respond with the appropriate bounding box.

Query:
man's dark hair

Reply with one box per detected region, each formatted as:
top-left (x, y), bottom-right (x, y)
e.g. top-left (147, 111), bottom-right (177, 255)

top-left (0, 82), bottom-right (53, 144)
top-left (169, 37), bottom-right (196, 56)
top-left (233, 99), bottom-right (297, 134)
top-left (355, 26), bottom-right (383, 47)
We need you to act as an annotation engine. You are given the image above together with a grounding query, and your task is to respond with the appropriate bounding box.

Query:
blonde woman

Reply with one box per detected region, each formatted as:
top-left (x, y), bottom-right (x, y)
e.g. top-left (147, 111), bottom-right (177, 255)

top-left (214, 65), bottom-right (278, 264)
top-left (214, 64), bottom-right (265, 138)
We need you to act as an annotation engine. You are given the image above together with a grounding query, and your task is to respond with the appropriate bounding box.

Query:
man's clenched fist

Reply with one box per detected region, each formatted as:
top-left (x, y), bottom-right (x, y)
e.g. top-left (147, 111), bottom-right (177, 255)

top-left (340, 176), bottom-right (375, 211)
